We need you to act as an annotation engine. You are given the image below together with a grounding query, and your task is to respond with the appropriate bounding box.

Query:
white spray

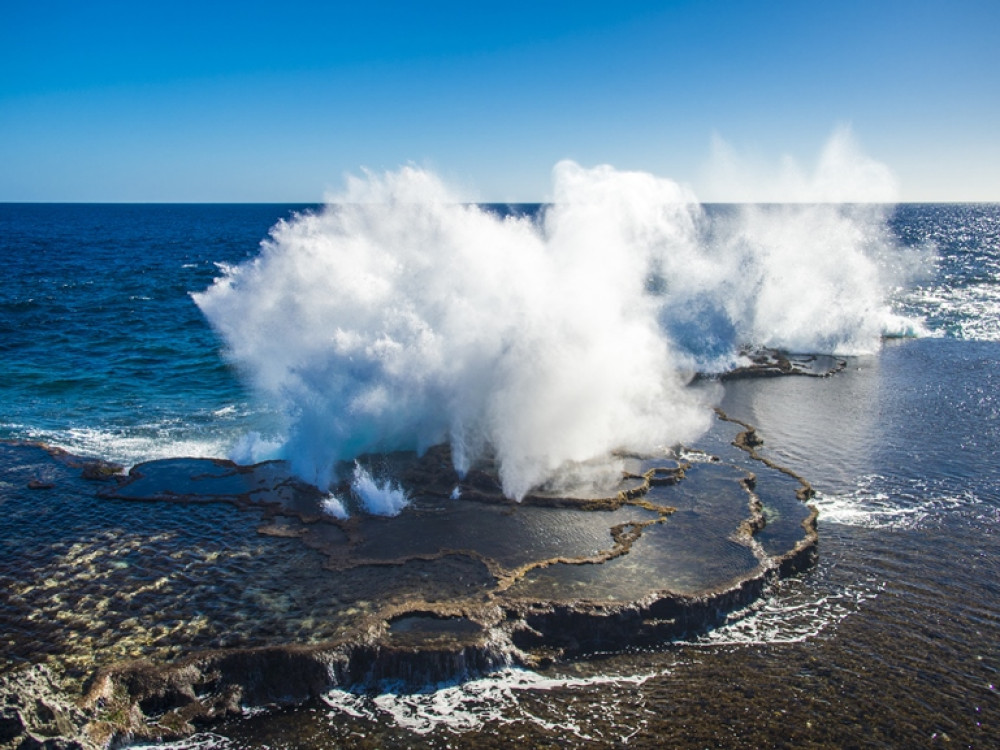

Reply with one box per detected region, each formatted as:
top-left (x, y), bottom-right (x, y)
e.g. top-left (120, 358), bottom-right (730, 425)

top-left (194, 132), bottom-right (922, 499)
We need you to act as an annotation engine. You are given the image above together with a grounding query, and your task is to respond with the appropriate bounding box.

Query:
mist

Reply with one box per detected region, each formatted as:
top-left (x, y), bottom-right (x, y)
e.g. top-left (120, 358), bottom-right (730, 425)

top-left (194, 134), bottom-right (923, 502)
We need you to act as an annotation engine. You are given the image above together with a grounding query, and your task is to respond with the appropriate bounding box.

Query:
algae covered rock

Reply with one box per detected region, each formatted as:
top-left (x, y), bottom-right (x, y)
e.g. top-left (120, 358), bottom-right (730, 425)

top-left (0, 665), bottom-right (91, 750)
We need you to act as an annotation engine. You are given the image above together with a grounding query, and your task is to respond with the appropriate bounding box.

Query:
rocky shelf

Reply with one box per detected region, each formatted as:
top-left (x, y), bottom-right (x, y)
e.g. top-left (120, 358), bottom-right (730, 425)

top-left (1, 408), bottom-right (817, 749)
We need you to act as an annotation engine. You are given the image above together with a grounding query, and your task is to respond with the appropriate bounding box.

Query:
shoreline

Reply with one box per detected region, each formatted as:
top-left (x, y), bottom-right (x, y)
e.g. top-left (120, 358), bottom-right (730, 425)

top-left (1, 403), bottom-right (819, 748)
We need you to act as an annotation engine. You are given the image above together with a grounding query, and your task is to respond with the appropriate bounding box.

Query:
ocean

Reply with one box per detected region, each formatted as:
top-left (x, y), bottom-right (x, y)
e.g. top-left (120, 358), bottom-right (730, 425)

top-left (1, 197), bottom-right (998, 748)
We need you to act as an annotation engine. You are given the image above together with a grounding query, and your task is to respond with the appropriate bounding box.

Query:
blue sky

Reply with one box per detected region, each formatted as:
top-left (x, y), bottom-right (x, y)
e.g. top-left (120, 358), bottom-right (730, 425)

top-left (1, 0), bottom-right (997, 202)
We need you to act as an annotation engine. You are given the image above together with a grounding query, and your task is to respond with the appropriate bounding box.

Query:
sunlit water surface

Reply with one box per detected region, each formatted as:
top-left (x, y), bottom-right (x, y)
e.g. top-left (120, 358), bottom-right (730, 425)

top-left (2, 202), bottom-right (998, 747)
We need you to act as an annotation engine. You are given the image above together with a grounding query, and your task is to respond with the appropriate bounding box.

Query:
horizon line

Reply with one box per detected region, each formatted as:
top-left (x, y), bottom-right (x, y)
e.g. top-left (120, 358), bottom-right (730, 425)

top-left (2, 199), bottom-right (998, 206)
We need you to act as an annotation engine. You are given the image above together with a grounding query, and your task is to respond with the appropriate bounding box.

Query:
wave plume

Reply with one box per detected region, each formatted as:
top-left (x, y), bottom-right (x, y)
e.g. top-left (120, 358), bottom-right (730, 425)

top-left (194, 149), bottom-right (920, 497)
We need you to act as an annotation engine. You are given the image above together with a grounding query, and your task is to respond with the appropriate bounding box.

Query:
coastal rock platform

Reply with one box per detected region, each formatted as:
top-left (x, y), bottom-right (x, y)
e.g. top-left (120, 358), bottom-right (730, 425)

top-left (0, 410), bottom-right (817, 748)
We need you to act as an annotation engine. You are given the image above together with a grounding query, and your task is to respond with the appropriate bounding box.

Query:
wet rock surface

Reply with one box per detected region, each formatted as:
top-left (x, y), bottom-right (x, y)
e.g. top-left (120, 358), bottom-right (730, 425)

top-left (0, 408), bottom-right (817, 747)
top-left (717, 348), bottom-right (847, 380)
top-left (0, 665), bottom-right (90, 750)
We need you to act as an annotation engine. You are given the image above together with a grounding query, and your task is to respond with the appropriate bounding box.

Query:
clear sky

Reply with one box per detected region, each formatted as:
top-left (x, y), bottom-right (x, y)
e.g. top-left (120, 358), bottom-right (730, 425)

top-left (1, 0), bottom-right (997, 202)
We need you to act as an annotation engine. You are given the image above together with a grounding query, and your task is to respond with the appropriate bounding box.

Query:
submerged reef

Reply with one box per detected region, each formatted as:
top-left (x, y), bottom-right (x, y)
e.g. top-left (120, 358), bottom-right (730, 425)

top-left (0, 396), bottom-right (820, 749)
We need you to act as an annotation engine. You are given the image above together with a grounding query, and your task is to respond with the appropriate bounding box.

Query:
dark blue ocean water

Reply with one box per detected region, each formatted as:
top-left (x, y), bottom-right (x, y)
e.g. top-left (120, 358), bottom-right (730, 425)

top-left (2, 202), bottom-right (997, 473)
top-left (2, 202), bottom-right (999, 747)
top-left (0, 204), bottom-right (314, 463)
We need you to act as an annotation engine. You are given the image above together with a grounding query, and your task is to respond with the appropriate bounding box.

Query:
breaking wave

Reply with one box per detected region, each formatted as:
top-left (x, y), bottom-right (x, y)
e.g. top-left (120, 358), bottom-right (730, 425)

top-left (812, 476), bottom-right (986, 530)
top-left (194, 136), bottom-right (924, 497)
top-left (320, 667), bottom-right (658, 738)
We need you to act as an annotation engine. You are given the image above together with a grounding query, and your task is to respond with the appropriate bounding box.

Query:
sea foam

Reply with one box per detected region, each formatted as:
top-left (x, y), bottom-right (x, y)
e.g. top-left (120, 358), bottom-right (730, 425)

top-left (194, 140), bottom-right (921, 498)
